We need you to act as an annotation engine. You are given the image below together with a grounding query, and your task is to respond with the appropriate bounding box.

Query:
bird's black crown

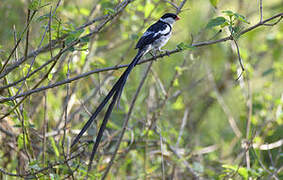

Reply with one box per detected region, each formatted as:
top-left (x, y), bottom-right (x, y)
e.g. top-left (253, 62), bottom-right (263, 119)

top-left (161, 13), bottom-right (179, 20)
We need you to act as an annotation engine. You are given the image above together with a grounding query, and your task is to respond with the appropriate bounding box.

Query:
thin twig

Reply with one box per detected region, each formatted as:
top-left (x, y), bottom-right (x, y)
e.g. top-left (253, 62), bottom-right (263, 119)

top-left (262, 16), bottom-right (282, 26)
top-left (259, 0), bottom-right (263, 22)
top-left (206, 65), bottom-right (242, 138)
top-left (0, 48), bottom-right (64, 120)
top-left (158, 127), bottom-right (166, 180)
top-left (239, 13), bottom-right (282, 36)
top-left (176, 0), bottom-right (187, 14)
top-left (61, 55), bottom-right (75, 179)
top-left (0, 168), bottom-right (22, 177)
top-left (48, 6), bottom-right (53, 58)
top-left (42, 91), bottom-right (47, 165)
top-left (0, 11), bottom-right (36, 74)
top-left (1, 12), bottom-right (282, 94)
top-left (245, 73), bottom-right (252, 175)
top-left (24, 10), bottom-right (31, 61)
top-left (164, 0), bottom-right (178, 10)
top-left (250, 148), bottom-right (279, 180)
top-left (231, 36), bottom-right (245, 81)
top-left (154, 129), bottom-right (199, 179)
top-left (176, 108), bottom-right (189, 147)
top-left (26, 150), bottom-right (84, 177)
top-left (171, 108), bottom-right (189, 178)
top-left (14, 5), bottom-right (56, 97)
top-left (13, 25), bottom-right (19, 62)
top-left (0, 0), bottom-right (132, 80)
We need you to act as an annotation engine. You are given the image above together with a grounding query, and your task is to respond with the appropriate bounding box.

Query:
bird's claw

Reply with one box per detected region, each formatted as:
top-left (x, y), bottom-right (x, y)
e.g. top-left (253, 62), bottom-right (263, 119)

top-left (149, 51), bottom-right (158, 61)
top-left (159, 49), bottom-right (170, 57)
top-left (165, 50), bottom-right (170, 57)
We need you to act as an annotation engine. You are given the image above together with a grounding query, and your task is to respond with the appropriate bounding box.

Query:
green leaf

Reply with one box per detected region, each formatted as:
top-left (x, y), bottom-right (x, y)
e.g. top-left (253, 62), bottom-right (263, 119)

top-left (262, 68), bottom-right (274, 76)
top-left (222, 165), bottom-right (249, 179)
top-left (17, 134), bottom-right (28, 150)
top-left (101, 1), bottom-right (115, 15)
top-left (64, 29), bottom-right (85, 47)
top-left (28, 0), bottom-right (40, 10)
top-left (209, 0), bottom-right (219, 8)
top-left (48, 73), bottom-right (53, 80)
top-left (4, 101), bottom-right (14, 107)
top-left (222, 164), bottom-right (237, 170)
top-left (177, 42), bottom-right (195, 50)
top-left (80, 36), bottom-right (90, 43)
top-left (238, 167), bottom-right (249, 179)
top-left (65, 36), bottom-right (76, 45)
top-left (206, 17), bottom-right (227, 29)
top-left (71, 29), bottom-right (84, 38)
top-left (222, 10), bottom-right (234, 17)
top-left (36, 14), bottom-right (50, 22)
top-left (175, 66), bottom-right (187, 74)
top-left (175, 66), bottom-right (182, 74)
top-left (49, 137), bottom-right (60, 157)
top-left (234, 13), bottom-right (250, 24)
top-left (29, 160), bottom-right (41, 170)
top-left (68, 46), bottom-right (75, 52)
top-left (220, 21), bottom-right (229, 28)
top-left (228, 25), bottom-right (233, 33)
top-left (17, 135), bottom-right (24, 150)
top-left (105, 8), bottom-right (115, 15)
top-left (101, 2), bottom-right (114, 9)
top-left (233, 26), bottom-right (241, 34)
top-left (172, 96), bottom-right (184, 110)
top-left (23, 64), bottom-right (30, 75)
top-left (50, 173), bottom-right (60, 180)
top-left (173, 78), bottom-right (179, 87)
top-left (80, 8), bottom-right (90, 16)
top-left (222, 10), bottom-right (250, 24)
top-left (13, 124), bottom-right (22, 128)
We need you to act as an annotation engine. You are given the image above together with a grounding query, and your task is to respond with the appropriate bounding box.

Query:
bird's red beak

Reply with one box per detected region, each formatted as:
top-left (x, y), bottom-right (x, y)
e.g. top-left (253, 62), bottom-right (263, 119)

top-left (176, 16), bottom-right (180, 21)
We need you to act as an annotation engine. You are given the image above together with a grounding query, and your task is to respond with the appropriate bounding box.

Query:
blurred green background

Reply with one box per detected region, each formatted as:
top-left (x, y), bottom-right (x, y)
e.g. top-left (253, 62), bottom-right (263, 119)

top-left (0, 0), bottom-right (282, 179)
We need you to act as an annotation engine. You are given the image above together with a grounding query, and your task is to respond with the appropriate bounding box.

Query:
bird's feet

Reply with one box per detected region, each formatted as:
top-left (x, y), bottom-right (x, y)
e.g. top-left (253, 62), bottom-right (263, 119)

top-left (159, 49), bottom-right (170, 57)
top-left (149, 51), bottom-right (158, 61)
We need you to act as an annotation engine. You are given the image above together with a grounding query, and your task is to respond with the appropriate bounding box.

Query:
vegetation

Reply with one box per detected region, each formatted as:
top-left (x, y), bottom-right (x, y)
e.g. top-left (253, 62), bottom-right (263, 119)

top-left (0, 0), bottom-right (282, 179)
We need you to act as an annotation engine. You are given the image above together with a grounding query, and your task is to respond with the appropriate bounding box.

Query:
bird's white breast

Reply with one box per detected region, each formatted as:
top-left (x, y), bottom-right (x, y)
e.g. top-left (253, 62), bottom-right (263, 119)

top-left (153, 31), bottom-right (171, 49)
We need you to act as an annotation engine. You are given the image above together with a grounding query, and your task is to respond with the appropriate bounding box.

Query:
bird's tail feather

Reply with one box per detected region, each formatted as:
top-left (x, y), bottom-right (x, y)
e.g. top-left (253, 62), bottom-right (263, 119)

top-left (87, 49), bottom-right (145, 167)
top-left (116, 49), bottom-right (145, 106)
top-left (88, 87), bottom-right (121, 171)
top-left (71, 49), bottom-right (145, 148)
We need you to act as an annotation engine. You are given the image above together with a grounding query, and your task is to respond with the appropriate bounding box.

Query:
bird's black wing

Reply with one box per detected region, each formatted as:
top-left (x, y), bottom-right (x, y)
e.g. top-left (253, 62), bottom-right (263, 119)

top-left (135, 21), bottom-right (170, 49)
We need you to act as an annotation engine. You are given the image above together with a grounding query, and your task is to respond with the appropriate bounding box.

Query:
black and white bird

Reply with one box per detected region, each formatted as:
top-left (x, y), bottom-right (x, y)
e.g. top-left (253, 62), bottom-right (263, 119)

top-left (71, 13), bottom-right (180, 167)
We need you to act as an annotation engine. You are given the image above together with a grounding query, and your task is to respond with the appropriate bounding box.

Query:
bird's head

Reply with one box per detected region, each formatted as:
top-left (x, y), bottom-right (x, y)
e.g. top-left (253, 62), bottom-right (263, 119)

top-left (160, 13), bottom-right (180, 25)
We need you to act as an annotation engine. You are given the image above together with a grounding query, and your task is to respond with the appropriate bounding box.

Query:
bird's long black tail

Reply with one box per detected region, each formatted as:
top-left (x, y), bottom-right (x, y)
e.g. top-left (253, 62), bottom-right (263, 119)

top-left (71, 49), bottom-right (145, 155)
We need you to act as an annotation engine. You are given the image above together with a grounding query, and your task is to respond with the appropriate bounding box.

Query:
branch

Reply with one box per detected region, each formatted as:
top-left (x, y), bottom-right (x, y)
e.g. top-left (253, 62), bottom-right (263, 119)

top-left (259, 0), bottom-right (263, 22)
top-left (154, 129), bottom-right (199, 178)
top-left (15, 2), bottom-right (61, 97)
top-left (0, 12), bottom-right (282, 103)
top-left (0, 0), bottom-right (132, 80)
top-left (206, 65), bottom-right (242, 138)
top-left (0, 168), bottom-right (22, 177)
top-left (0, 11), bottom-right (36, 74)
top-left (239, 12), bottom-right (282, 36)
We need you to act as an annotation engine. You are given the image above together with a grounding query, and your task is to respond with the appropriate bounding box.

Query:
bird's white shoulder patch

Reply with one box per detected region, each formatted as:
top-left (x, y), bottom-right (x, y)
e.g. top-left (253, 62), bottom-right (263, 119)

top-left (159, 25), bottom-right (170, 35)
